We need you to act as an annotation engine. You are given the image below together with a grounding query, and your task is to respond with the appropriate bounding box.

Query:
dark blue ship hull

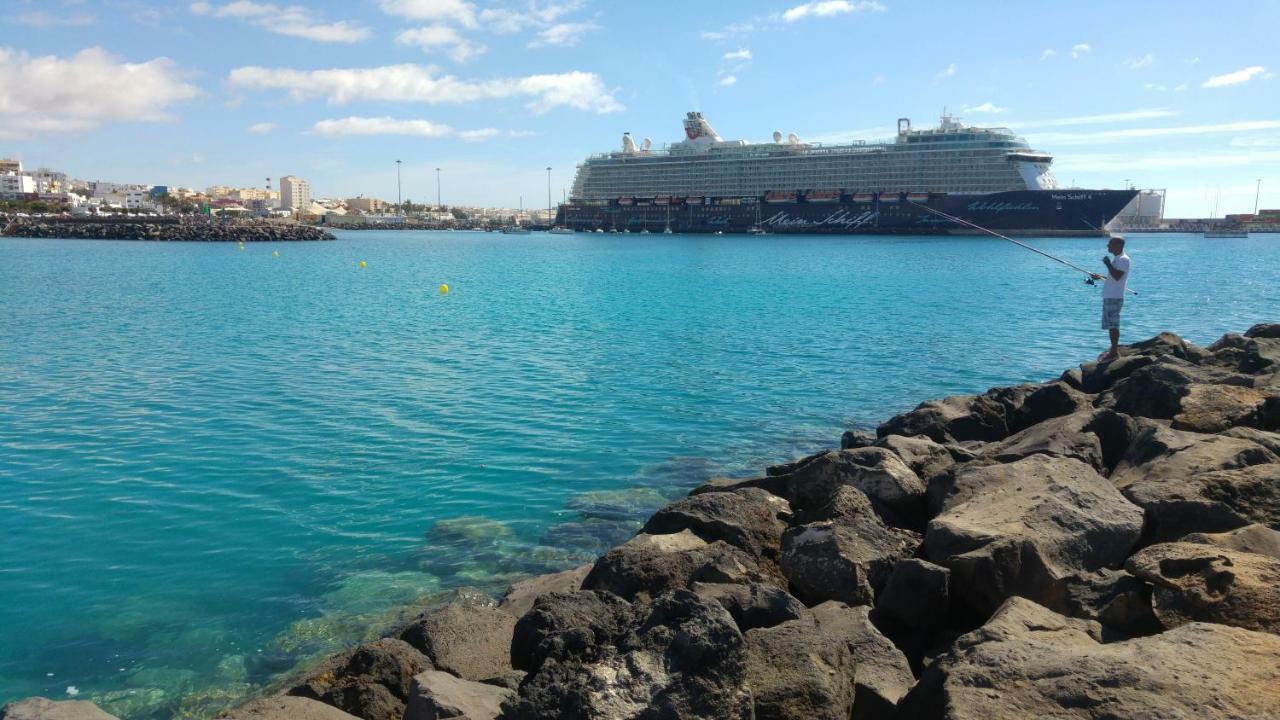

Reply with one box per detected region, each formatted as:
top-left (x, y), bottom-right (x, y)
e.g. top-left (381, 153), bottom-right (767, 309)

top-left (555, 189), bottom-right (1138, 236)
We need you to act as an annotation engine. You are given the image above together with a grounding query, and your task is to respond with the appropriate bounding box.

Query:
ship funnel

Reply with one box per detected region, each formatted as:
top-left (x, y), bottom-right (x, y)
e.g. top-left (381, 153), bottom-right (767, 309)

top-left (897, 118), bottom-right (911, 134)
top-left (787, 132), bottom-right (800, 144)
top-left (682, 111), bottom-right (723, 142)
top-left (772, 130), bottom-right (782, 143)
top-left (622, 132), bottom-right (637, 153)
top-left (641, 138), bottom-right (652, 151)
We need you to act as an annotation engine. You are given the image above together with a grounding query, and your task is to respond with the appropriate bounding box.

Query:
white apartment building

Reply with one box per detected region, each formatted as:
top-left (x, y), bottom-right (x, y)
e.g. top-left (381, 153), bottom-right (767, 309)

top-left (1, 172), bottom-right (36, 198)
top-left (279, 175), bottom-right (311, 210)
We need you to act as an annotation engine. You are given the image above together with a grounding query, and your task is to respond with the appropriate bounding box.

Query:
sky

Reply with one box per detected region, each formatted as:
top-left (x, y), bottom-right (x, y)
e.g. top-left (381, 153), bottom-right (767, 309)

top-left (2, 0), bottom-right (1279, 217)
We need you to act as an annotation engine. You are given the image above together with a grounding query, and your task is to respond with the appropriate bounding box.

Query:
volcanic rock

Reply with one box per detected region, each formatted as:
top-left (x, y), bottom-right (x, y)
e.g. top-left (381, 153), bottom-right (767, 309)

top-left (0, 698), bottom-right (120, 720)
top-left (218, 697), bottom-right (361, 720)
top-left (402, 671), bottom-right (513, 720)
top-left (743, 617), bottom-right (856, 720)
top-left (509, 590), bottom-right (634, 674)
top-left (581, 530), bottom-right (766, 602)
top-left (1126, 541), bottom-right (1280, 635)
top-left (875, 558), bottom-right (950, 631)
top-left (397, 603), bottom-right (516, 681)
top-left (1181, 523), bottom-right (1280, 560)
top-left (689, 582), bottom-right (806, 632)
top-left (925, 454), bottom-right (1143, 616)
top-left (641, 488), bottom-right (791, 567)
top-left (897, 597), bottom-right (1280, 720)
top-left (288, 638), bottom-right (432, 720)
top-left (783, 447), bottom-right (927, 525)
top-left (810, 602), bottom-right (914, 720)
top-left (498, 565), bottom-right (592, 619)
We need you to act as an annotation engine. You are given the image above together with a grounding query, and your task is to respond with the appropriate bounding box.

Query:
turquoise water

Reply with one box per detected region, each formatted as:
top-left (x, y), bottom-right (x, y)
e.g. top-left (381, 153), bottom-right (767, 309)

top-left (1, 230), bottom-right (1277, 716)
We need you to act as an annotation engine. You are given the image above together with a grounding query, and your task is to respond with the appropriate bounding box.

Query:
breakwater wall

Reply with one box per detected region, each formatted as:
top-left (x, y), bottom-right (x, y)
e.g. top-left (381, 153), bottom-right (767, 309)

top-left (6, 323), bottom-right (1279, 720)
top-left (2, 219), bottom-right (334, 242)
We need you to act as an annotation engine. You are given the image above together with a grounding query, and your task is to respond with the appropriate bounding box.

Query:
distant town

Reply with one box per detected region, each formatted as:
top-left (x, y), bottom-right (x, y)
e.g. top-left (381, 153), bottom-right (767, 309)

top-left (3, 157), bottom-right (1278, 234)
top-left (0, 158), bottom-right (556, 230)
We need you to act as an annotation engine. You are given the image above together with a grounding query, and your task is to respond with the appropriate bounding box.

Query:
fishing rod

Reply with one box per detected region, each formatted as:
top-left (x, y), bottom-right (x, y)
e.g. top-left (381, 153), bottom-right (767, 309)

top-left (907, 200), bottom-right (1137, 295)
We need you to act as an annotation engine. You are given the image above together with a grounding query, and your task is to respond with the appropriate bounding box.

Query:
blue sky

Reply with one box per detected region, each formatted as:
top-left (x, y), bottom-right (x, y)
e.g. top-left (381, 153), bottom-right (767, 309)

top-left (2, 0), bottom-right (1278, 216)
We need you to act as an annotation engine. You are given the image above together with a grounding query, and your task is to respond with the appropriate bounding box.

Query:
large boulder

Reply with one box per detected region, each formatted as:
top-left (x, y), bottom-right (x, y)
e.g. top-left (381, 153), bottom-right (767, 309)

top-left (1245, 322), bottom-right (1280, 339)
top-left (402, 671), bottom-right (513, 720)
top-left (509, 590), bottom-right (634, 674)
top-left (875, 558), bottom-right (950, 631)
top-left (877, 385), bottom-right (1036, 443)
top-left (581, 530), bottom-right (766, 602)
top-left (218, 697), bottom-right (361, 720)
top-left (0, 699), bottom-right (119, 720)
top-left (690, 582), bottom-right (806, 632)
top-left (506, 591), bottom-right (753, 720)
top-left (641, 488), bottom-right (791, 568)
top-left (397, 603), bottom-right (516, 681)
top-left (1182, 523), bottom-right (1280, 560)
top-left (1126, 542), bottom-right (1280, 635)
top-left (873, 434), bottom-right (957, 483)
top-left (925, 454), bottom-right (1144, 616)
top-left (1111, 424), bottom-right (1279, 543)
top-left (743, 617), bottom-right (856, 720)
top-left (498, 564), bottom-right (592, 619)
top-left (1009, 381), bottom-right (1093, 432)
top-left (976, 409), bottom-right (1135, 474)
top-left (1077, 353), bottom-right (1155, 394)
top-left (288, 639), bottom-right (432, 720)
top-left (783, 447), bottom-right (926, 525)
top-left (1060, 569), bottom-right (1159, 637)
top-left (811, 603), bottom-right (915, 720)
top-left (1172, 383), bottom-right (1275, 432)
top-left (780, 488), bottom-right (921, 606)
top-left (897, 597), bottom-right (1280, 720)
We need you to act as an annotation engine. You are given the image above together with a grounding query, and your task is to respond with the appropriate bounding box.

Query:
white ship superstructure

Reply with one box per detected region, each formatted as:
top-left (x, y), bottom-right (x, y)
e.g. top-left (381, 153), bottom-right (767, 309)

top-left (570, 112), bottom-right (1058, 199)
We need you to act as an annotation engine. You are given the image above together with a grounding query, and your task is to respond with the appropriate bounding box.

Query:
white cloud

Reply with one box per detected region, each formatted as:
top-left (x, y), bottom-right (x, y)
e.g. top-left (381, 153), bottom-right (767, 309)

top-left (14, 11), bottom-right (96, 27)
top-left (1071, 43), bottom-right (1091, 59)
top-left (1144, 83), bottom-right (1166, 92)
top-left (397, 25), bottom-right (486, 62)
top-left (189, 1), bottom-right (370, 43)
top-left (310, 117), bottom-right (516, 142)
top-left (1030, 119), bottom-right (1280, 146)
top-left (248, 122), bottom-right (277, 134)
top-left (480, 1), bottom-right (583, 33)
top-left (700, 31), bottom-right (727, 40)
top-left (1040, 49), bottom-right (1056, 61)
top-left (228, 64), bottom-right (623, 114)
top-left (934, 63), bottom-right (956, 82)
top-left (717, 75), bottom-right (737, 87)
top-left (1125, 53), bottom-right (1154, 70)
top-left (0, 47), bottom-right (200, 140)
top-left (782, 0), bottom-right (885, 22)
top-left (1230, 135), bottom-right (1280, 148)
top-left (962, 102), bottom-right (1006, 114)
top-left (1010, 109), bottom-right (1177, 129)
top-left (1174, 84), bottom-right (1188, 92)
top-left (724, 48), bottom-right (752, 61)
top-left (377, 0), bottom-right (478, 28)
top-left (528, 21), bottom-right (599, 47)
top-left (1188, 56), bottom-right (1201, 65)
top-left (1202, 65), bottom-right (1267, 88)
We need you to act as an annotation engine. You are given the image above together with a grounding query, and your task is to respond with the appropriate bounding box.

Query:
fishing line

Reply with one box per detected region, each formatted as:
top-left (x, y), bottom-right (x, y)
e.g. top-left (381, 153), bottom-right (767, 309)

top-left (907, 200), bottom-right (1137, 295)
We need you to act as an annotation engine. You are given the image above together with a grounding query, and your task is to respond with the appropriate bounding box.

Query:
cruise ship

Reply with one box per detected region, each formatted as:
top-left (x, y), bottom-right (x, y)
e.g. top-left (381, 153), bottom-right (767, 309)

top-left (555, 112), bottom-right (1137, 235)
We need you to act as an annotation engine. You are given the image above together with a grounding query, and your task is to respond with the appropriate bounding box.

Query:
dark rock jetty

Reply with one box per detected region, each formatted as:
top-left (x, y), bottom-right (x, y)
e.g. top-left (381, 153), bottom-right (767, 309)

top-left (5, 323), bottom-right (1279, 720)
top-left (2, 218), bottom-right (334, 242)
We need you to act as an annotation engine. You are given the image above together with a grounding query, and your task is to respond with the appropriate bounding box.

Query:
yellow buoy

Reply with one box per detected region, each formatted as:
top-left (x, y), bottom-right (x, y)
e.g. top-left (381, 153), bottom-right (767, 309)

top-left (272, 251), bottom-right (279, 257)
top-left (439, 283), bottom-right (449, 294)
top-left (359, 260), bottom-right (367, 268)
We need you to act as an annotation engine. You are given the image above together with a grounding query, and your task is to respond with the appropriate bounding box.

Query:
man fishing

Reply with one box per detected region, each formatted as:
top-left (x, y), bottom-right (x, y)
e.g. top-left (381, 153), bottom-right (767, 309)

top-left (1091, 235), bottom-right (1131, 362)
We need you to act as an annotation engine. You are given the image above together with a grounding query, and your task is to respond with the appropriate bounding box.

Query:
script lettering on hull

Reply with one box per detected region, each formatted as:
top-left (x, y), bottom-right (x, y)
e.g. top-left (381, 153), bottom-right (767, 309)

top-left (762, 209), bottom-right (878, 229)
top-left (966, 201), bottom-right (1040, 213)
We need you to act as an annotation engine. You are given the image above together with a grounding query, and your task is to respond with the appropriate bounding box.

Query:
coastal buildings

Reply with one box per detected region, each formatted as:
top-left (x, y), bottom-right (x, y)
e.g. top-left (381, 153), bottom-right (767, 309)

top-left (346, 197), bottom-right (386, 213)
top-left (279, 175), bottom-right (311, 210)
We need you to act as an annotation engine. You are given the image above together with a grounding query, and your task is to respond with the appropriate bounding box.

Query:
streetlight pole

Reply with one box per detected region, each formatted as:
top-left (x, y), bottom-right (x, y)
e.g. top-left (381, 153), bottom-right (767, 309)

top-left (1256, 178), bottom-right (1263, 215)
top-left (546, 167), bottom-right (552, 219)
top-left (435, 167), bottom-right (441, 210)
top-left (396, 160), bottom-right (402, 215)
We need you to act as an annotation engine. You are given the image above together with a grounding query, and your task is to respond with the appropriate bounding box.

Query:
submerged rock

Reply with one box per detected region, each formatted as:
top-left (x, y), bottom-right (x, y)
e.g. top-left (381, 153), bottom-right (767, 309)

top-left (0, 698), bottom-right (120, 720)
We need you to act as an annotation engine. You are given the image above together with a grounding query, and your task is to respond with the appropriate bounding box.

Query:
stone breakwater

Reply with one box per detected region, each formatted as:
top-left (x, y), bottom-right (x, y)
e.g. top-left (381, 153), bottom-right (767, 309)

top-left (6, 323), bottom-right (1280, 720)
top-left (2, 220), bottom-right (334, 242)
